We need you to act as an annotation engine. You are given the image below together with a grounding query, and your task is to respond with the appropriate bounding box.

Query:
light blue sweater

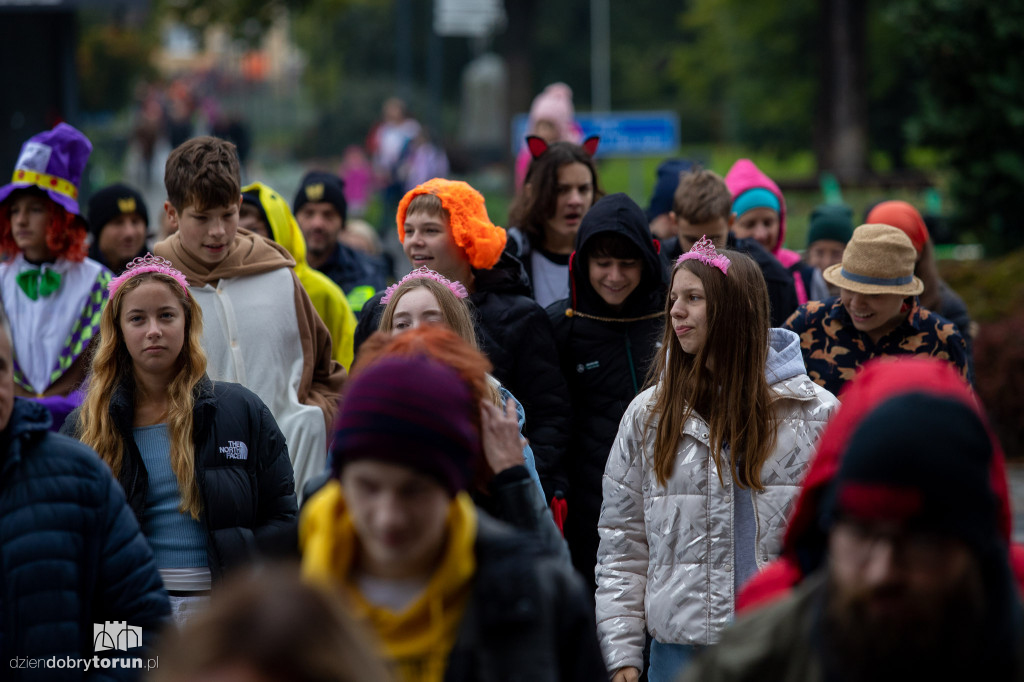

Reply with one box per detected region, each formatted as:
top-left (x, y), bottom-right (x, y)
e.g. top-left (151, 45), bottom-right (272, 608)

top-left (133, 424), bottom-right (207, 568)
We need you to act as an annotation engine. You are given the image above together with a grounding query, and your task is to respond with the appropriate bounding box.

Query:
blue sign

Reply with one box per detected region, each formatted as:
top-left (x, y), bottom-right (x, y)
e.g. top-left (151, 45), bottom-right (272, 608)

top-left (511, 110), bottom-right (679, 157)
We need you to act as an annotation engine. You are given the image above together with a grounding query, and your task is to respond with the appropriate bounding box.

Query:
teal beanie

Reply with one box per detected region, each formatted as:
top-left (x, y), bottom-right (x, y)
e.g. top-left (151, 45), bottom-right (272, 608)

top-left (807, 204), bottom-right (854, 247)
top-left (731, 187), bottom-right (780, 217)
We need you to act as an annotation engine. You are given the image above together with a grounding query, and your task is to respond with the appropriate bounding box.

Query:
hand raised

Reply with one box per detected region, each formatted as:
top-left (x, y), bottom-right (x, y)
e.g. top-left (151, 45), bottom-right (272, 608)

top-left (480, 397), bottom-right (526, 474)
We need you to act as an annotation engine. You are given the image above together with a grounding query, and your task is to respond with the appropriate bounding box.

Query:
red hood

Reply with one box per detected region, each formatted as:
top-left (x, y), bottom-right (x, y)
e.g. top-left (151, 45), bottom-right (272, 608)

top-left (738, 356), bottom-right (1014, 611)
top-left (724, 158), bottom-right (788, 257)
top-left (785, 356), bottom-right (1011, 564)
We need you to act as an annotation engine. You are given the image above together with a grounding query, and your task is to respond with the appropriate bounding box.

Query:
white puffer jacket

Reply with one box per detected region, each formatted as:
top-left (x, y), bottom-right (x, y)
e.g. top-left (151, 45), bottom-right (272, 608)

top-left (595, 329), bottom-right (838, 673)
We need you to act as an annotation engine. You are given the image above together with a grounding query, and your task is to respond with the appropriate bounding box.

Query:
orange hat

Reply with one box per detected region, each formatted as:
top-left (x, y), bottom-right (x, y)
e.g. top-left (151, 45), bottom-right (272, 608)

top-left (865, 200), bottom-right (929, 255)
top-left (397, 178), bottom-right (507, 270)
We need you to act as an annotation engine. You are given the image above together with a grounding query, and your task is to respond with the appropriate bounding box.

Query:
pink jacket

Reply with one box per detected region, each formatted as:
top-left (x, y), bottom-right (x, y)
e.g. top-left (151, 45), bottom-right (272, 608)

top-left (725, 159), bottom-right (808, 303)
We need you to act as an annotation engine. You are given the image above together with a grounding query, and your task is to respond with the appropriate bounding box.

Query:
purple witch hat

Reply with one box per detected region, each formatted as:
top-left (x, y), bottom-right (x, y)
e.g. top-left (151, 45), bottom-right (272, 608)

top-left (0, 122), bottom-right (92, 216)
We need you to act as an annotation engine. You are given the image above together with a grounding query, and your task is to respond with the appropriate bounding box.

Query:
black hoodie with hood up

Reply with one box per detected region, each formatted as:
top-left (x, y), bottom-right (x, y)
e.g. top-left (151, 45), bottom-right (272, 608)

top-left (546, 193), bottom-right (668, 589)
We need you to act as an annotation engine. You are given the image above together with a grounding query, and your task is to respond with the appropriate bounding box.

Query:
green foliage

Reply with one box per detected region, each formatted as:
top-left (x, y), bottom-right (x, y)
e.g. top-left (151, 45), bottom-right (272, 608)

top-left (605, 3), bottom-right (684, 110)
top-left (291, 0), bottom-right (391, 102)
top-left (891, 0), bottom-right (1024, 247)
top-left (940, 249), bottom-right (1024, 324)
top-left (156, 0), bottom-right (313, 45)
top-left (77, 24), bottom-right (157, 114)
top-left (971, 299), bottom-right (1024, 457)
top-left (669, 0), bottom-right (817, 149)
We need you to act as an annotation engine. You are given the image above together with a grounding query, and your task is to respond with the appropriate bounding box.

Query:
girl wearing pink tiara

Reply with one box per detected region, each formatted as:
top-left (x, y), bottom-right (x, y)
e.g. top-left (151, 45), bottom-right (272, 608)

top-left (595, 237), bottom-right (838, 681)
top-left (62, 254), bottom-right (298, 625)
top-left (0, 123), bottom-right (111, 428)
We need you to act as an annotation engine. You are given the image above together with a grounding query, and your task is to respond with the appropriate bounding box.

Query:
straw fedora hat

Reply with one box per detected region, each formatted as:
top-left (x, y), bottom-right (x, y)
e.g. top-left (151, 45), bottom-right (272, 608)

top-left (823, 224), bottom-right (924, 296)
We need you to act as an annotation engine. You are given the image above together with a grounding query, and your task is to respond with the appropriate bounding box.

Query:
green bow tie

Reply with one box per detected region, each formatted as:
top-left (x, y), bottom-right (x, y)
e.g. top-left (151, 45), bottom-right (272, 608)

top-left (16, 267), bottom-right (62, 300)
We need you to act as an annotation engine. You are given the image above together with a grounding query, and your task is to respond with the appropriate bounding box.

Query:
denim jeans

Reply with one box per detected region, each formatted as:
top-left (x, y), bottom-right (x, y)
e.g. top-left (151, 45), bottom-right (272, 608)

top-left (648, 639), bottom-right (703, 682)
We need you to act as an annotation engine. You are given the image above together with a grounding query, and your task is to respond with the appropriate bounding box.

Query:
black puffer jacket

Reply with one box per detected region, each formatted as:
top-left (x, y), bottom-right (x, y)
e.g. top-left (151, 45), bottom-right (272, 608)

top-left (2, 399), bottom-right (169, 680)
top-left (63, 378), bottom-right (297, 582)
top-left (444, 509), bottom-right (607, 681)
top-left (353, 252), bottom-right (572, 500)
top-left (662, 234), bottom-right (799, 327)
top-left (547, 193), bottom-right (667, 590)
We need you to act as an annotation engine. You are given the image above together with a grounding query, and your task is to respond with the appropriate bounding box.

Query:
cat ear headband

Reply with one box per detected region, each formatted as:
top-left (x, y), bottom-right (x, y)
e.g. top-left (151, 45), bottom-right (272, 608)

top-left (526, 135), bottom-right (600, 159)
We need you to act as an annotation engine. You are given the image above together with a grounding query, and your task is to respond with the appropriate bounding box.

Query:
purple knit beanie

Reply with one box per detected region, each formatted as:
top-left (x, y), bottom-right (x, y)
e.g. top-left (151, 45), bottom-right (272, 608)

top-left (330, 356), bottom-right (479, 495)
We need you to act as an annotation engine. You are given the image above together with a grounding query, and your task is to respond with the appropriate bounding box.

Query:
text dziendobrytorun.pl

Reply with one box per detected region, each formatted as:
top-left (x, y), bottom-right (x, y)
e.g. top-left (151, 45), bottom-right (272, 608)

top-left (9, 656), bottom-right (159, 672)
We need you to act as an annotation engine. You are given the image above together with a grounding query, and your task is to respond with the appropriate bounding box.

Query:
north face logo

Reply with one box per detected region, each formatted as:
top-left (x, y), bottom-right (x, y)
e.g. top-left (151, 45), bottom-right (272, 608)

top-left (219, 441), bottom-right (248, 460)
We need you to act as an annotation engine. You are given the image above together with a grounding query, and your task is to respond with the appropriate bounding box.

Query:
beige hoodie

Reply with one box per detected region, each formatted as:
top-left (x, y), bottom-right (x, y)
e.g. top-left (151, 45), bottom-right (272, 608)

top-left (155, 231), bottom-right (346, 489)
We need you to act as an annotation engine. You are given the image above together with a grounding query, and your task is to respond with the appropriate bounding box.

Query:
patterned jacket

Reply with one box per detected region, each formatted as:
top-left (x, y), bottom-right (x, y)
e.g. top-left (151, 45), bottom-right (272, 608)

top-left (783, 296), bottom-right (970, 396)
top-left (595, 329), bottom-right (837, 673)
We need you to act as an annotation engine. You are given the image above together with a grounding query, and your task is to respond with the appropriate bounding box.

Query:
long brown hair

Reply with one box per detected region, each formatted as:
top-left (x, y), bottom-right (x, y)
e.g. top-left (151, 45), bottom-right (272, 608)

top-left (646, 251), bottom-right (779, 490)
top-left (79, 272), bottom-right (208, 518)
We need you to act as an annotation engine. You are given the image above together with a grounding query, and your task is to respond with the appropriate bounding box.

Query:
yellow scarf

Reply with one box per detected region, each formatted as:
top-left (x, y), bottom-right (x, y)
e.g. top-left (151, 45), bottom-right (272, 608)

top-left (300, 480), bottom-right (477, 682)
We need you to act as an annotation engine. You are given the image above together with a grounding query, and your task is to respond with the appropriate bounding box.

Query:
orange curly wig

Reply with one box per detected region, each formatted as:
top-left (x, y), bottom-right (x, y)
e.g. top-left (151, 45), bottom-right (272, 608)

top-left (396, 178), bottom-right (507, 270)
top-left (0, 190), bottom-right (88, 262)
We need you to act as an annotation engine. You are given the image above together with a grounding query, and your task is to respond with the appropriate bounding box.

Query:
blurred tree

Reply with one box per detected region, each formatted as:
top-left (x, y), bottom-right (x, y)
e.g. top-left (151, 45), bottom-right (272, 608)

top-left (502, 0), bottom-right (689, 125)
top-left (816, 0), bottom-right (867, 181)
top-left (503, 0), bottom-right (541, 116)
top-left (893, 0), bottom-right (1024, 247)
top-left (669, 0), bottom-right (818, 151)
top-left (78, 18), bottom-right (157, 114)
top-left (156, 0), bottom-right (311, 45)
top-left (607, 2), bottom-right (685, 110)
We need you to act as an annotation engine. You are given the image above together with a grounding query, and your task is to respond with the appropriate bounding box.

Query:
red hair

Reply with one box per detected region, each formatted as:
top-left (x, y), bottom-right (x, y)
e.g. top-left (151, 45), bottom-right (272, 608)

top-left (0, 192), bottom-right (88, 262)
top-left (352, 327), bottom-right (493, 416)
top-left (353, 327), bottom-right (497, 491)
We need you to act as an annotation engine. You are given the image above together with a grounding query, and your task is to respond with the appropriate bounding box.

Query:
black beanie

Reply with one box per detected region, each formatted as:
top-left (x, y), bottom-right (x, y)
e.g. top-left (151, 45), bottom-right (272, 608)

top-left (822, 392), bottom-right (999, 561)
top-left (87, 183), bottom-right (149, 238)
top-left (293, 171), bottom-right (347, 223)
top-left (241, 189), bottom-right (272, 241)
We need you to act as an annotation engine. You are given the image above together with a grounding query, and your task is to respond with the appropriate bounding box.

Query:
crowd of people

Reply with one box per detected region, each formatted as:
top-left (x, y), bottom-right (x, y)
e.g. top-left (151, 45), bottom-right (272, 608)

top-left (0, 104), bottom-right (1002, 682)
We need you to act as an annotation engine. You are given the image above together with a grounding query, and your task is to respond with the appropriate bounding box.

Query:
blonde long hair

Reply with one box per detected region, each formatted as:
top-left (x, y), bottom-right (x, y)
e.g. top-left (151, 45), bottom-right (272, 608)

top-left (80, 272), bottom-right (208, 518)
top-left (646, 252), bottom-right (779, 490)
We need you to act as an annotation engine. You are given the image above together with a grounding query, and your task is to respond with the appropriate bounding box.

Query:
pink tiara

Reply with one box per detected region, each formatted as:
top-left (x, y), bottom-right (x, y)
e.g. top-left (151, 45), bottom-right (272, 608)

top-left (675, 235), bottom-right (730, 276)
top-left (380, 266), bottom-right (469, 305)
top-left (108, 254), bottom-right (191, 295)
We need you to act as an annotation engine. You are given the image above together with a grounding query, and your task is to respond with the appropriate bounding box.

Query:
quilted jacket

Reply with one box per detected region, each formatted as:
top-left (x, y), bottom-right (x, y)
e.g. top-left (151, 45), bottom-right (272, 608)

top-left (63, 377), bottom-right (298, 583)
top-left (595, 329), bottom-right (837, 673)
top-left (1, 399), bottom-right (170, 680)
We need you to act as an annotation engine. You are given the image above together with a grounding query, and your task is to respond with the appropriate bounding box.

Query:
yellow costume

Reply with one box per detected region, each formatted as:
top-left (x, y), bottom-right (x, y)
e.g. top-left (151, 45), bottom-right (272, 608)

top-left (243, 182), bottom-right (356, 369)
